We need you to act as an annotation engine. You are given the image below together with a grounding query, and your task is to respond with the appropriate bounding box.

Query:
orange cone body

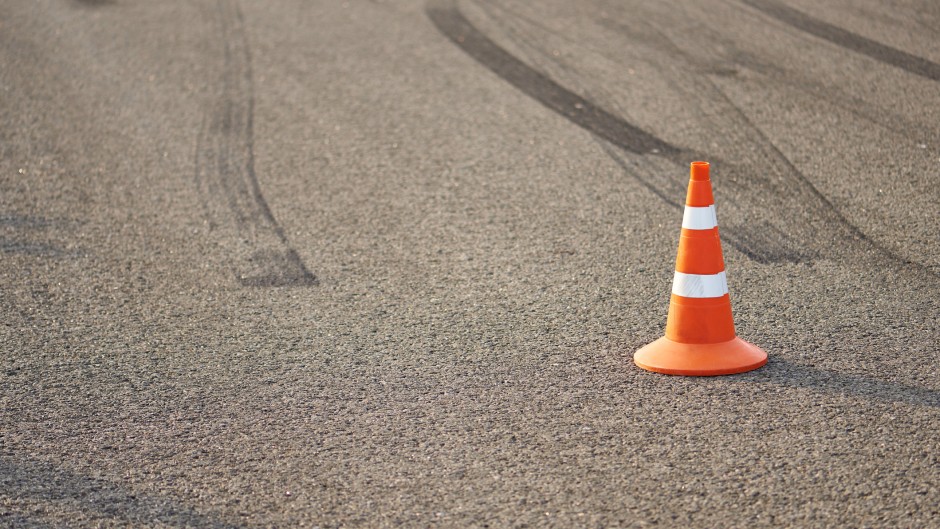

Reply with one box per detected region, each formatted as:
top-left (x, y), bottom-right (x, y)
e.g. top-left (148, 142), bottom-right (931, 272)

top-left (634, 162), bottom-right (767, 376)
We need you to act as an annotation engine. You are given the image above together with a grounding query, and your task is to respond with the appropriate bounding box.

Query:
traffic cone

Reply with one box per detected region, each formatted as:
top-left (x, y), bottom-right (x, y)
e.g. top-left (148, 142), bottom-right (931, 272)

top-left (634, 161), bottom-right (767, 376)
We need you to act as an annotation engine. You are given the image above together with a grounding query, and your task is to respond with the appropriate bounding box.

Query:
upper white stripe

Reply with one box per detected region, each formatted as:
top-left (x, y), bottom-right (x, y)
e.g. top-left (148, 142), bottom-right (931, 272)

top-left (682, 205), bottom-right (718, 230)
top-left (672, 271), bottom-right (728, 298)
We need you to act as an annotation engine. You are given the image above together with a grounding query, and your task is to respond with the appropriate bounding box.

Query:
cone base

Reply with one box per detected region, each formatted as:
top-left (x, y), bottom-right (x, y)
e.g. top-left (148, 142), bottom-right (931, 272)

top-left (634, 336), bottom-right (767, 376)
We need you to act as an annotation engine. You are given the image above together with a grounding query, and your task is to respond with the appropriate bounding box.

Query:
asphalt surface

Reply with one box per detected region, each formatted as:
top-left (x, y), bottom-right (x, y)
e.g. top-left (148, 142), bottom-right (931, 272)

top-left (1, 0), bottom-right (939, 527)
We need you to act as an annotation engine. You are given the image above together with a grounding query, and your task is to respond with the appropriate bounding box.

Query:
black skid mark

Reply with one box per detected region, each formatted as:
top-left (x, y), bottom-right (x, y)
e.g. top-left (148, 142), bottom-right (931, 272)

top-left (426, 2), bottom-right (676, 157)
top-left (194, 0), bottom-right (316, 287)
top-left (72, 0), bottom-right (115, 6)
top-left (743, 0), bottom-right (940, 82)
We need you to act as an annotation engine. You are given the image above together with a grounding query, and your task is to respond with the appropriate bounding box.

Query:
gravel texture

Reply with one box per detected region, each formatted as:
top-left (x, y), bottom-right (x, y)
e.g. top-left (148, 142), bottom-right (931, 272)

top-left (1, 0), bottom-right (938, 527)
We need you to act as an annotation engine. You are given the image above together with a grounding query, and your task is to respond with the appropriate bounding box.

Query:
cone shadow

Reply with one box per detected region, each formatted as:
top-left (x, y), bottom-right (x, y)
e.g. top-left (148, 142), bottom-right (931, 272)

top-left (736, 357), bottom-right (940, 409)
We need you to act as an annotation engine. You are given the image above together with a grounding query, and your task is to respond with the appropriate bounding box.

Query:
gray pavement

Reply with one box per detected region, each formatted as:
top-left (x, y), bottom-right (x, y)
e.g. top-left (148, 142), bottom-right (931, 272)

top-left (1, 0), bottom-right (938, 527)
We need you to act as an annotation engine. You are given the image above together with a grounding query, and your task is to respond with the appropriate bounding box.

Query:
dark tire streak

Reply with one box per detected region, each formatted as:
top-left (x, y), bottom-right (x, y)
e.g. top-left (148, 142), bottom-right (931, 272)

top-left (597, 143), bottom-right (681, 209)
top-left (743, 0), bottom-right (940, 82)
top-left (194, 0), bottom-right (316, 287)
top-left (426, 4), bottom-right (677, 157)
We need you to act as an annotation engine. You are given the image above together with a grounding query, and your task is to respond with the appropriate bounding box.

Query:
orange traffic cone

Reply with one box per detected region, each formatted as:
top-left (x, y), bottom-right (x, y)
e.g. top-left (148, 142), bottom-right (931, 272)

top-left (634, 161), bottom-right (767, 376)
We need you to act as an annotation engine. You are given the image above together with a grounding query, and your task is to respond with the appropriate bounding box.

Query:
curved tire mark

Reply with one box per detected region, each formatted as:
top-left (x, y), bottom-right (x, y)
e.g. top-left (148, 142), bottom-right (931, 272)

top-left (194, 0), bottom-right (316, 287)
top-left (426, 3), bottom-right (676, 157)
top-left (743, 0), bottom-right (940, 82)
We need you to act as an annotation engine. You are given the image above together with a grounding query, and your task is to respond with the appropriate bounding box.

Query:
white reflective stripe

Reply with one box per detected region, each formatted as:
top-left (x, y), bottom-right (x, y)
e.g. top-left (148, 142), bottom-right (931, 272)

top-left (672, 271), bottom-right (728, 298)
top-left (682, 205), bottom-right (718, 230)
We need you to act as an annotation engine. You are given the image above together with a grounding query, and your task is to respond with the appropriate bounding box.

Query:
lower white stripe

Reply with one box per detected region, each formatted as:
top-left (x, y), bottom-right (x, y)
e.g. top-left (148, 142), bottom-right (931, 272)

top-left (672, 271), bottom-right (728, 298)
top-left (682, 205), bottom-right (718, 230)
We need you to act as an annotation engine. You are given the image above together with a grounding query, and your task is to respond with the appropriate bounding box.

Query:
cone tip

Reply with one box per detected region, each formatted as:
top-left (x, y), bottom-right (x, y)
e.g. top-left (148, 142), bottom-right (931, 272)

top-left (690, 161), bottom-right (710, 181)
